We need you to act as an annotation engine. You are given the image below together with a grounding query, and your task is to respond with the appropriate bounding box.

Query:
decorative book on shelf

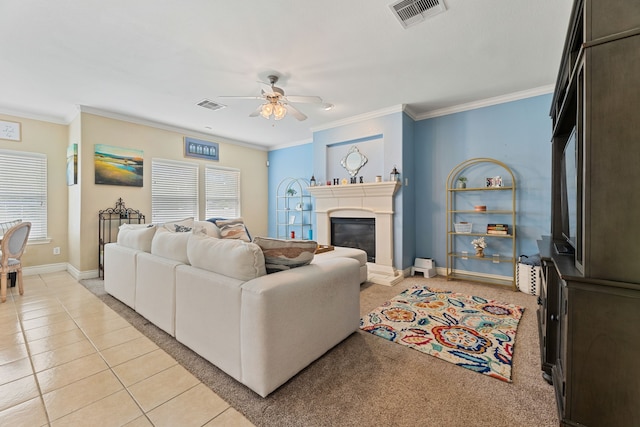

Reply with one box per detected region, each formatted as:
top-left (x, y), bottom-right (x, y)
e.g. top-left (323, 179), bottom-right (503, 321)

top-left (487, 224), bottom-right (509, 235)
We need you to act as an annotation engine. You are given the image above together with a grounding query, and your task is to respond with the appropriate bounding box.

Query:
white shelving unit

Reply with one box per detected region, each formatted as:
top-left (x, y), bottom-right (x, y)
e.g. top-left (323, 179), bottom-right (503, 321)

top-left (276, 177), bottom-right (312, 240)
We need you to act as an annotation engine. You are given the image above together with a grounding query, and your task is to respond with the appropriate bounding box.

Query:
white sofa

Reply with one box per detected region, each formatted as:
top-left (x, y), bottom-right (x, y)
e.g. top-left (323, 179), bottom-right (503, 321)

top-left (104, 220), bottom-right (366, 397)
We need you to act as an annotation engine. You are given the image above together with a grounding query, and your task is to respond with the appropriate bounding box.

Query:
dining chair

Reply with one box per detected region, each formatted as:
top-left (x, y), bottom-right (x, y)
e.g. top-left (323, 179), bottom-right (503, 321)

top-left (1, 222), bottom-right (31, 303)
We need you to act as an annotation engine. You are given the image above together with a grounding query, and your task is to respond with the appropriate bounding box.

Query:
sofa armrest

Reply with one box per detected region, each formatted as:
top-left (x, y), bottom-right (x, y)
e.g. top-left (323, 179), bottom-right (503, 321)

top-left (104, 243), bottom-right (141, 308)
top-left (239, 257), bottom-right (360, 397)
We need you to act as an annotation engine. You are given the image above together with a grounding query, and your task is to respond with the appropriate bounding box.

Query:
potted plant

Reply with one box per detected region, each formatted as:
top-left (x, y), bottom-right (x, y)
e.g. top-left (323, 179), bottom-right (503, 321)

top-left (456, 176), bottom-right (467, 188)
top-left (471, 237), bottom-right (487, 257)
top-left (286, 188), bottom-right (297, 196)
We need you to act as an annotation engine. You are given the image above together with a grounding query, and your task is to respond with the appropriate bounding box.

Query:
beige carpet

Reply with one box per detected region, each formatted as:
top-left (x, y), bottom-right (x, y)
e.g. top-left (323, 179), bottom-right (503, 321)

top-left (81, 275), bottom-right (558, 427)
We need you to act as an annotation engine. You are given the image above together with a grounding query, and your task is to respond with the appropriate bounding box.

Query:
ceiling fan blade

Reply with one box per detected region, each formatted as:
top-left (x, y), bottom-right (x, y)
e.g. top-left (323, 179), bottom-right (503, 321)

top-left (249, 104), bottom-right (263, 117)
top-left (258, 81), bottom-right (275, 95)
top-left (285, 104), bottom-right (307, 121)
top-left (218, 96), bottom-right (264, 100)
top-left (284, 95), bottom-right (323, 104)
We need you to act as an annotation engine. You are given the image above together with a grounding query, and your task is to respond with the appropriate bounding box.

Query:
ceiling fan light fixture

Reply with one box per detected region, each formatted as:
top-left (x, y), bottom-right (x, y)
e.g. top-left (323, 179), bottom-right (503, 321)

top-left (273, 103), bottom-right (287, 120)
top-left (322, 103), bottom-right (335, 111)
top-left (260, 101), bottom-right (287, 120)
top-left (260, 103), bottom-right (274, 119)
top-left (224, 75), bottom-right (317, 121)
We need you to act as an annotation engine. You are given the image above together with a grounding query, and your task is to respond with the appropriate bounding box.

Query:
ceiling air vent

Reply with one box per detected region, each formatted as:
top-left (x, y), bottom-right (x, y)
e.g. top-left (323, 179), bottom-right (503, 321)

top-left (197, 99), bottom-right (226, 111)
top-left (389, 0), bottom-right (446, 29)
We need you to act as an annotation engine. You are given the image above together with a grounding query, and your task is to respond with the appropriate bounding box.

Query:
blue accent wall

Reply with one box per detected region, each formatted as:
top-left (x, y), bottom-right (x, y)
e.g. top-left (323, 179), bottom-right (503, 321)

top-left (267, 94), bottom-right (552, 274)
top-left (414, 94), bottom-right (552, 268)
top-left (267, 143), bottom-right (313, 238)
top-left (311, 111), bottom-right (407, 269)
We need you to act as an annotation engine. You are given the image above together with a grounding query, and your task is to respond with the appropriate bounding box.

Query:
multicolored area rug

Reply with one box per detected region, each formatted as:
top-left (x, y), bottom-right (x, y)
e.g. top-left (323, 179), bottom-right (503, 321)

top-left (360, 286), bottom-right (525, 382)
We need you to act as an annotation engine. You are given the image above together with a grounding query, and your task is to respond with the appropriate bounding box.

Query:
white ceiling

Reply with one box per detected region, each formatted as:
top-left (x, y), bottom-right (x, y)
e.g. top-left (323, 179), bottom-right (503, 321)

top-left (0, 0), bottom-right (573, 150)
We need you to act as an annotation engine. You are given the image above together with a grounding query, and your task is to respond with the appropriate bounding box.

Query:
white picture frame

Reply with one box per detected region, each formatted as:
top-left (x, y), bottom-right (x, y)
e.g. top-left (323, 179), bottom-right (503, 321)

top-left (0, 120), bottom-right (21, 141)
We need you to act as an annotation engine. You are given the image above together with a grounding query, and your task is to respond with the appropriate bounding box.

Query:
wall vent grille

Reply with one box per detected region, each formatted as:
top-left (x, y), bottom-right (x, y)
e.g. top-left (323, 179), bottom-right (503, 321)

top-left (389, 0), bottom-right (446, 29)
top-left (197, 99), bottom-right (226, 111)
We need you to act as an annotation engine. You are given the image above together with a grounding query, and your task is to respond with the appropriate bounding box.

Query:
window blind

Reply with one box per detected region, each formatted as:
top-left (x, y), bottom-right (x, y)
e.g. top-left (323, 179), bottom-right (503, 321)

top-left (205, 166), bottom-right (240, 219)
top-left (151, 159), bottom-right (198, 223)
top-left (0, 150), bottom-right (47, 240)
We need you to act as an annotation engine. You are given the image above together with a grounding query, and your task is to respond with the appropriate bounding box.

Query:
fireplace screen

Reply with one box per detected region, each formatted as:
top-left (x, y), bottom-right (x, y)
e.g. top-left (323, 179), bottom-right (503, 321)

top-left (331, 217), bottom-right (375, 263)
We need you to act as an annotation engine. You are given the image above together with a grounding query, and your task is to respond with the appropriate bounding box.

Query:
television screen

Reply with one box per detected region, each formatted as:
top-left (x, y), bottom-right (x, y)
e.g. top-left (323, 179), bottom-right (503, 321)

top-left (563, 128), bottom-right (578, 248)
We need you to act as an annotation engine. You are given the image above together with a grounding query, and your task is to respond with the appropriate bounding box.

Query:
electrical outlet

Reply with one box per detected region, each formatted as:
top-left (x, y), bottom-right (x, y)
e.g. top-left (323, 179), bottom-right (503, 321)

top-left (53, 247), bottom-right (61, 255)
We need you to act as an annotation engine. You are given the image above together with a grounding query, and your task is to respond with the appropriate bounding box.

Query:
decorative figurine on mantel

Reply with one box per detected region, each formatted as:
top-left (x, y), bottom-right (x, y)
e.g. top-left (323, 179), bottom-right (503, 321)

top-left (390, 165), bottom-right (400, 182)
top-left (471, 237), bottom-right (487, 257)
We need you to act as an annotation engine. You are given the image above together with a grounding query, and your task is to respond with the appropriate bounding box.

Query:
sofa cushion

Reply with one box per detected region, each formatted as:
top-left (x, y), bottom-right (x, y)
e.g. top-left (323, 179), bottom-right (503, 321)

top-left (162, 217), bottom-right (194, 233)
top-left (253, 237), bottom-right (317, 274)
top-left (187, 234), bottom-right (266, 281)
top-left (215, 217), bottom-right (251, 242)
top-left (151, 227), bottom-right (190, 263)
top-left (193, 220), bottom-right (221, 238)
top-left (117, 223), bottom-right (156, 252)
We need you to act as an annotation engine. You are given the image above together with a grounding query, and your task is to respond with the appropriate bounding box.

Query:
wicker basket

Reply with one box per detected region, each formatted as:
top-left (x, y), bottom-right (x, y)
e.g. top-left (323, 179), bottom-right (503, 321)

top-left (454, 223), bottom-right (472, 233)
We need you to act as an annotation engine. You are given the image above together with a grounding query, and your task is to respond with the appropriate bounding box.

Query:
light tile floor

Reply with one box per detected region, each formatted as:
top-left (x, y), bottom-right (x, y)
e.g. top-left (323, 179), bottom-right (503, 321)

top-left (0, 271), bottom-right (254, 427)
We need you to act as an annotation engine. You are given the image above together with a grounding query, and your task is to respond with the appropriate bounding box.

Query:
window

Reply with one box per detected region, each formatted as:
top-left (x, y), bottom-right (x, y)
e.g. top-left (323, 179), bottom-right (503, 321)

top-left (0, 149), bottom-right (47, 240)
top-left (205, 166), bottom-right (240, 219)
top-left (151, 159), bottom-right (198, 223)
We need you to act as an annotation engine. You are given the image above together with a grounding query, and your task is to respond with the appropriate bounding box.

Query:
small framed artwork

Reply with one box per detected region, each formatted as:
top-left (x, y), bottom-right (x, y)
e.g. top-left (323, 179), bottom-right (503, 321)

top-left (486, 176), bottom-right (503, 187)
top-left (0, 120), bottom-right (21, 141)
top-left (184, 137), bottom-right (219, 161)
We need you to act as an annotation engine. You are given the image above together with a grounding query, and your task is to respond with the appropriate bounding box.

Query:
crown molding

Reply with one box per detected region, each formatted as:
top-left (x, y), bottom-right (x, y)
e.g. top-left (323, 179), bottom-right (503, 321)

top-left (78, 106), bottom-right (268, 151)
top-left (310, 105), bottom-right (405, 133)
top-left (268, 137), bottom-right (314, 152)
top-left (0, 106), bottom-right (76, 125)
top-left (414, 85), bottom-right (555, 120)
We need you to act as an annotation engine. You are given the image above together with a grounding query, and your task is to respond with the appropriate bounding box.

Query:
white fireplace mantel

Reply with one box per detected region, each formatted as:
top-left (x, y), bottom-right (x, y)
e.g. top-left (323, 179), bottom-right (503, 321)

top-left (307, 181), bottom-right (400, 202)
top-left (308, 181), bottom-right (402, 286)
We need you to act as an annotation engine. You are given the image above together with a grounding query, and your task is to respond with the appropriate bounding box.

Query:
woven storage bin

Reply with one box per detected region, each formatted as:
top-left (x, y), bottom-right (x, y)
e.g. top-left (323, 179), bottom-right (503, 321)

top-left (454, 223), bottom-right (472, 233)
top-left (516, 263), bottom-right (541, 296)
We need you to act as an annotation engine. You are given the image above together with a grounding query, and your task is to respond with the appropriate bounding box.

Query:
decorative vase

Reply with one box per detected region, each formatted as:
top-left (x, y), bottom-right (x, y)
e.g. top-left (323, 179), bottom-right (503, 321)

top-left (456, 181), bottom-right (466, 189)
top-left (475, 247), bottom-right (484, 257)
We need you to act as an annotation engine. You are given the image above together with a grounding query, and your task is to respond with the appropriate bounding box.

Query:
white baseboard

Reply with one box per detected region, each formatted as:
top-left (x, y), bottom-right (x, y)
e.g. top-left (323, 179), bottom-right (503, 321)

top-left (23, 263), bottom-right (68, 276)
top-left (402, 265), bottom-right (447, 278)
top-left (23, 263), bottom-right (99, 281)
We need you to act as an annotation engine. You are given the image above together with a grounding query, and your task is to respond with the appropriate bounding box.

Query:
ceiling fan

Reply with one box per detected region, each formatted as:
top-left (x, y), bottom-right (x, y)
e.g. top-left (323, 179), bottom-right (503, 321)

top-left (219, 75), bottom-right (327, 121)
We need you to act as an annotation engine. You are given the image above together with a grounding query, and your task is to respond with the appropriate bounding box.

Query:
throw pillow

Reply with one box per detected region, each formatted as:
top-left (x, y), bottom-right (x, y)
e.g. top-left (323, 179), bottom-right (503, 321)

top-left (252, 236), bottom-right (317, 274)
top-left (151, 227), bottom-right (191, 263)
top-left (187, 234), bottom-right (266, 281)
top-left (193, 220), bottom-right (221, 238)
top-left (117, 224), bottom-right (156, 252)
top-left (161, 217), bottom-right (194, 233)
top-left (215, 218), bottom-right (251, 242)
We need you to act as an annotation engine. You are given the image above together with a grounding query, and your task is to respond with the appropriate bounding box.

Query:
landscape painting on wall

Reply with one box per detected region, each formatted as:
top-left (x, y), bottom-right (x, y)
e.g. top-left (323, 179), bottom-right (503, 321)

top-left (94, 144), bottom-right (143, 187)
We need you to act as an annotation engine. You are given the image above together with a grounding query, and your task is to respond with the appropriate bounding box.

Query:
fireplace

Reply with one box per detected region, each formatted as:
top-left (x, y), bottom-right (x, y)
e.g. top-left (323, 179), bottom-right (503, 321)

top-left (331, 218), bottom-right (376, 262)
top-left (307, 181), bottom-right (402, 286)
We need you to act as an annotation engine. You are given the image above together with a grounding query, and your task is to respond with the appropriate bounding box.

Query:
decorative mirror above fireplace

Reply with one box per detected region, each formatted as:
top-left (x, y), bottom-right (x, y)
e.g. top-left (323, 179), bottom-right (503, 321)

top-left (340, 146), bottom-right (368, 177)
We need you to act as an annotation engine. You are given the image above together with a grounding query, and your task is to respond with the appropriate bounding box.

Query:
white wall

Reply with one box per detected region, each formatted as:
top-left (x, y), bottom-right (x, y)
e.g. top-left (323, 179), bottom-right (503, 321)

top-left (1, 111), bottom-right (269, 274)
